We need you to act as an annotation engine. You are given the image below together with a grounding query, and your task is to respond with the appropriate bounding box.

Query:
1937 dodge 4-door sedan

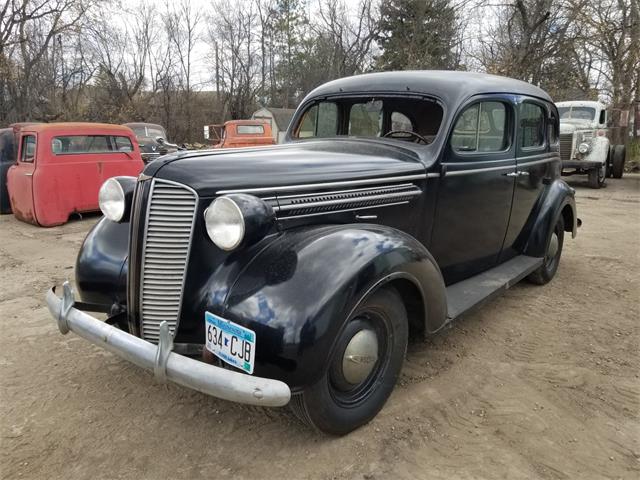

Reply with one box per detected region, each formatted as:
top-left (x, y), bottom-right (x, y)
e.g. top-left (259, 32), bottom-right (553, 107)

top-left (47, 71), bottom-right (578, 435)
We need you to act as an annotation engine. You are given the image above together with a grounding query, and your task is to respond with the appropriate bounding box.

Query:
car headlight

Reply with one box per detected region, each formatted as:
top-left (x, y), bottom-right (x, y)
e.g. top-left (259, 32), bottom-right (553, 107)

top-left (578, 142), bottom-right (590, 154)
top-left (204, 194), bottom-right (275, 251)
top-left (99, 176), bottom-right (136, 222)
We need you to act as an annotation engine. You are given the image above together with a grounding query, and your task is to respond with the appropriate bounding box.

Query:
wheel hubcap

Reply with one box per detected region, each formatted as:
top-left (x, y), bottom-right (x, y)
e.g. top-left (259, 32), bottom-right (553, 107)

top-left (342, 329), bottom-right (379, 385)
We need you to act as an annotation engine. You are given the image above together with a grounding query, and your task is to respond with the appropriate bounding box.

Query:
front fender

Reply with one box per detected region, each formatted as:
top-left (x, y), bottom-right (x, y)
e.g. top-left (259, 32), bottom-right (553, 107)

top-left (582, 136), bottom-right (610, 163)
top-left (75, 217), bottom-right (129, 306)
top-left (216, 225), bottom-right (446, 390)
top-left (523, 179), bottom-right (577, 257)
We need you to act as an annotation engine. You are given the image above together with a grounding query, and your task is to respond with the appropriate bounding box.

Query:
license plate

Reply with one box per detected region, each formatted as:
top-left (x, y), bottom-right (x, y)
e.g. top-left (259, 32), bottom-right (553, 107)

top-left (205, 312), bottom-right (256, 374)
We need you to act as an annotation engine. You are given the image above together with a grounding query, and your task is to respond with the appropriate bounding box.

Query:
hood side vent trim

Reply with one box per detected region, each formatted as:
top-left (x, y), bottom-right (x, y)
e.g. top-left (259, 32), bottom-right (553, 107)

top-left (274, 183), bottom-right (422, 219)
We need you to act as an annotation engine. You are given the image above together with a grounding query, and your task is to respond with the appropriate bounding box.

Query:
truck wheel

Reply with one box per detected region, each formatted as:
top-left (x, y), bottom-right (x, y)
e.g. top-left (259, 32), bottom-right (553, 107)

top-left (527, 216), bottom-right (564, 285)
top-left (588, 164), bottom-right (606, 189)
top-left (612, 145), bottom-right (625, 179)
top-left (606, 146), bottom-right (614, 178)
top-left (291, 286), bottom-right (408, 435)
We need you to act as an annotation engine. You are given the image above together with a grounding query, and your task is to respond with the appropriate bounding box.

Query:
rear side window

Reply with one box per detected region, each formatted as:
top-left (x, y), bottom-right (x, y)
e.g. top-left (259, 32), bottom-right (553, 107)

top-left (451, 102), bottom-right (508, 153)
top-left (114, 136), bottom-right (133, 152)
top-left (237, 125), bottom-right (264, 135)
top-left (21, 135), bottom-right (36, 162)
top-left (520, 103), bottom-right (545, 148)
top-left (52, 135), bottom-right (133, 154)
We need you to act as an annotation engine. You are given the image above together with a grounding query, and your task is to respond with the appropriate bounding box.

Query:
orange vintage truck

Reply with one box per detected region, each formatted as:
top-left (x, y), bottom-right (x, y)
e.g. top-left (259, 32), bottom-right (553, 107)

top-left (204, 120), bottom-right (275, 148)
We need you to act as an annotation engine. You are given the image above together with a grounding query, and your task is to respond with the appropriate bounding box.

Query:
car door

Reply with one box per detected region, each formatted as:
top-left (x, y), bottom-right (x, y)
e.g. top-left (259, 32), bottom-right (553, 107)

top-left (430, 96), bottom-right (517, 285)
top-left (7, 133), bottom-right (38, 224)
top-left (501, 98), bottom-right (559, 259)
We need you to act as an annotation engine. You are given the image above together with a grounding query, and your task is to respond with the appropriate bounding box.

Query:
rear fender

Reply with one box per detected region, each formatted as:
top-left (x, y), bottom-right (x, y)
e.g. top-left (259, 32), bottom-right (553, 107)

top-left (218, 225), bottom-right (446, 390)
top-left (523, 179), bottom-right (577, 258)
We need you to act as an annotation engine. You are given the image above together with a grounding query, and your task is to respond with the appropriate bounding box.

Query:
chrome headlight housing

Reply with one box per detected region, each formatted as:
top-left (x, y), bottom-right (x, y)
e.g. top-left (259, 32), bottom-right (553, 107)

top-left (204, 194), bottom-right (275, 251)
top-left (578, 142), bottom-right (591, 154)
top-left (98, 176), bottom-right (136, 222)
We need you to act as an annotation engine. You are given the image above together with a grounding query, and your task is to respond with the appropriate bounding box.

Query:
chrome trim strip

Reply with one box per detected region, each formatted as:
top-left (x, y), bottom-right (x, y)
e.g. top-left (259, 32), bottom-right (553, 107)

top-left (216, 173), bottom-right (428, 195)
top-left (279, 201), bottom-right (410, 220)
top-left (517, 156), bottom-right (558, 168)
top-left (444, 164), bottom-right (515, 176)
top-left (46, 283), bottom-right (291, 407)
top-left (275, 189), bottom-right (421, 212)
top-left (426, 172), bottom-right (440, 178)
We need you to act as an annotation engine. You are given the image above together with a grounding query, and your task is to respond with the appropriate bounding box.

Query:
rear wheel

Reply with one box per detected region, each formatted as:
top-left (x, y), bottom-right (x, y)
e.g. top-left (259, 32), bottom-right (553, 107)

top-left (527, 215), bottom-right (565, 285)
top-left (612, 145), bottom-right (625, 179)
top-left (291, 287), bottom-right (408, 435)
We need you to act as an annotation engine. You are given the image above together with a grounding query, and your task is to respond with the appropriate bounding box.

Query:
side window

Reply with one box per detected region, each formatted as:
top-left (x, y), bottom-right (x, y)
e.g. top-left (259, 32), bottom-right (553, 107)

top-left (548, 108), bottom-right (559, 144)
top-left (21, 135), bottom-right (36, 163)
top-left (599, 109), bottom-right (606, 125)
top-left (113, 136), bottom-right (134, 152)
top-left (520, 103), bottom-right (545, 148)
top-left (295, 102), bottom-right (338, 138)
top-left (451, 102), bottom-right (508, 153)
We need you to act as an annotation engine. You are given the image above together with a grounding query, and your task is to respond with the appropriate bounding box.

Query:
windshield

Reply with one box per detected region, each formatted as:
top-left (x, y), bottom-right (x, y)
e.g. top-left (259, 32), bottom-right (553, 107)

top-left (558, 106), bottom-right (596, 121)
top-left (292, 96), bottom-right (443, 144)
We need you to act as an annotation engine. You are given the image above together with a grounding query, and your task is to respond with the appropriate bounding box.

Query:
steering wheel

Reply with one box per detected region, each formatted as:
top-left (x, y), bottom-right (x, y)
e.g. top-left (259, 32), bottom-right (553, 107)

top-left (382, 130), bottom-right (429, 144)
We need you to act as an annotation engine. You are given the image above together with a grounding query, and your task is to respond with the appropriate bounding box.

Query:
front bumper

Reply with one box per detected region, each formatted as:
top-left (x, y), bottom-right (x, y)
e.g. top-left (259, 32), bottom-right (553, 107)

top-left (561, 160), bottom-right (602, 170)
top-left (46, 282), bottom-right (291, 407)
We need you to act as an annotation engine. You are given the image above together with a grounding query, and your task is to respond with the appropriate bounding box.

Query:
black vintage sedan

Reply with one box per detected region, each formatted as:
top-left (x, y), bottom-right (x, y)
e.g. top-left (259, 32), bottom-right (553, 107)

top-left (47, 71), bottom-right (578, 435)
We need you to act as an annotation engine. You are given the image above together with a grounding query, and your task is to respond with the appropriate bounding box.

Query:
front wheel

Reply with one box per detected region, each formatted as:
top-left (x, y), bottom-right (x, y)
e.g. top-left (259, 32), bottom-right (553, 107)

top-left (527, 215), bottom-right (565, 285)
top-left (588, 164), bottom-right (606, 188)
top-left (291, 287), bottom-right (408, 435)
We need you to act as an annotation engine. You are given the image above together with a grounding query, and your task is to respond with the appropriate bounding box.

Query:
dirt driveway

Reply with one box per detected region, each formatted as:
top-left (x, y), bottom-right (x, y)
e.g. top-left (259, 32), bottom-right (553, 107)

top-left (1, 175), bottom-right (639, 480)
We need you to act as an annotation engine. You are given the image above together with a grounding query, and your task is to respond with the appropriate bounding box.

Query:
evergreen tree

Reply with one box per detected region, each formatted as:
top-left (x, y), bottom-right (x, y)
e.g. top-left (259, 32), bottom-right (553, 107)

top-left (375, 0), bottom-right (460, 71)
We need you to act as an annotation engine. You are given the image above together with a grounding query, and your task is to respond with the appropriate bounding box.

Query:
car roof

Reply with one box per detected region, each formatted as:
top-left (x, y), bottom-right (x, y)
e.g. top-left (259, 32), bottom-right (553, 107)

top-left (23, 122), bottom-right (136, 134)
top-left (302, 70), bottom-right (553, 105)
top-left (225, 120), bottom-right (270, 126)
top-left (123, 122), bottom-right (165, 130)
top-left (555, 100), bottom-right (603, 109)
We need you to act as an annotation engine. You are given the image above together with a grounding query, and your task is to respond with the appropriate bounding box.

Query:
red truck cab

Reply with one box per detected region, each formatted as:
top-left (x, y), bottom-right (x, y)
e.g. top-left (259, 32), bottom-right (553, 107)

top-left (205, 120), bottom-right (275, 148)
top-left (7, 123), bottom-right (144, 226)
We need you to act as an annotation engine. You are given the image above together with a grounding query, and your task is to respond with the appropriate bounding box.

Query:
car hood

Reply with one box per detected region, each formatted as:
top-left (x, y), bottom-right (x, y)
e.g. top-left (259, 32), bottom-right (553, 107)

top-left (560, 121), bottom-right (594, 133)
top-left (144, 138), bottom-right (428, 198)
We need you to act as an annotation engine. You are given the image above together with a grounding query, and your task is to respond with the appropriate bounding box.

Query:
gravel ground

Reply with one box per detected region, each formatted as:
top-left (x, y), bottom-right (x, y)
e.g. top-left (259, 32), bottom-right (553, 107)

top-left (1, 174), bottom-right (639, 480)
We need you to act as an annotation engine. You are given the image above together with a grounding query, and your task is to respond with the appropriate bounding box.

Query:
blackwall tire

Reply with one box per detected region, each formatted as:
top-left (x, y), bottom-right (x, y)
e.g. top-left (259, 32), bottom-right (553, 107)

top-left (527, 215), bottom-right (565, 285)
top-left (291, 287), bottom-right (408, 435)
top-left (612, 145), bottom-right (625, 179)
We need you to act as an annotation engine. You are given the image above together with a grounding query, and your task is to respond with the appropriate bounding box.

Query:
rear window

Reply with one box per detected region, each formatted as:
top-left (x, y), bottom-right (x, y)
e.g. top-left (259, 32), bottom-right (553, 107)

top-left (237, 125), bottom-right (265, 135)
top-left (51, 135), bottom-right (134, 154)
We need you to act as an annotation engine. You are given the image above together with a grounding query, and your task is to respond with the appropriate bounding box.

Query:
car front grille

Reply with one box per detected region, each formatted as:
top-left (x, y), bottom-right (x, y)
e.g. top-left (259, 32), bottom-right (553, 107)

top-left (559, 134), bottom-right (573, 161)
top-left (139, 179), bottom-right (197, 342)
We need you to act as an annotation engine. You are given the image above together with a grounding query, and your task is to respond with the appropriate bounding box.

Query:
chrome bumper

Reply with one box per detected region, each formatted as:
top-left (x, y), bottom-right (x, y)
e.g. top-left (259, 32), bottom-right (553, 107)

top-left (46, 282), bottom-right (291, 407)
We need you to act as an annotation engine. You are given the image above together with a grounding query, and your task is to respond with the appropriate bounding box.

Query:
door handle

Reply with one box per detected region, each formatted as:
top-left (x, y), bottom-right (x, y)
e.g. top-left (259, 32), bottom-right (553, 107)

top-left (24, 173), bottom-right (33, 177)
top-left (518, 171), bottom-right (530, 176)
top-left (503, 172), bottom-right (519, 177)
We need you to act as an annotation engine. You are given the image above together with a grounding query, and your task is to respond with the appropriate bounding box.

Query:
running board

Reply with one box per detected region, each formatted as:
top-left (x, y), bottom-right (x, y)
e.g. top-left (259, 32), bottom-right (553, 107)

top-left (445, 255), bottom-right (543, 321)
